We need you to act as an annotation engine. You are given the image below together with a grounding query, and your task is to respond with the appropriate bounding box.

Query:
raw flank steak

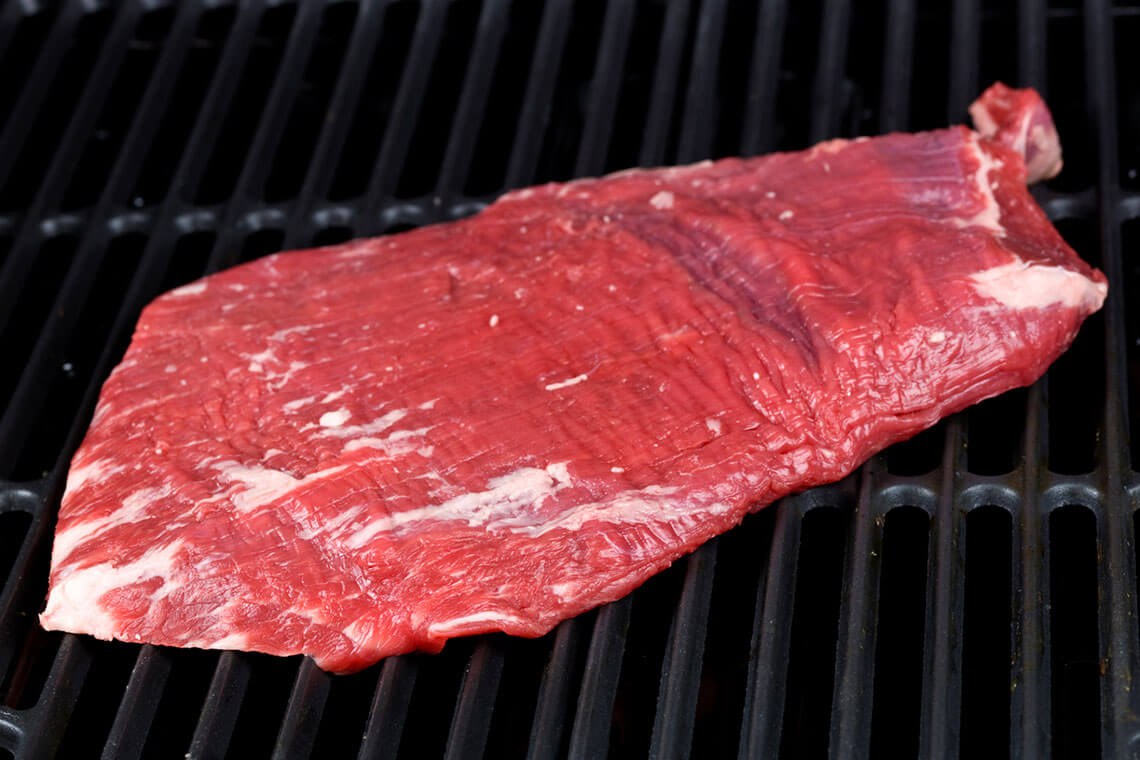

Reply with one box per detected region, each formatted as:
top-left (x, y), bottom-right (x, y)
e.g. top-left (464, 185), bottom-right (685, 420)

top-left (41, 84), bottom-right (1106, 673)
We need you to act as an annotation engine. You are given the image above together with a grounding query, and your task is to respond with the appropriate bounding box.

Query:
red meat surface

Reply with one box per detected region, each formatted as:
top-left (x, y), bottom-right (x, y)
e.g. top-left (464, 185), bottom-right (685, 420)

top-left (41, 84), bottom-right (1106, 673)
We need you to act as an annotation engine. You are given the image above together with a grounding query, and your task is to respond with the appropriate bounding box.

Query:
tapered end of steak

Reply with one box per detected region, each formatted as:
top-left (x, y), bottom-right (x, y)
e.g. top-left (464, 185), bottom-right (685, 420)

top-left (42, 84), bottom-right (1106, 673)
top-left (969, 81), bottom-right (1063, 183)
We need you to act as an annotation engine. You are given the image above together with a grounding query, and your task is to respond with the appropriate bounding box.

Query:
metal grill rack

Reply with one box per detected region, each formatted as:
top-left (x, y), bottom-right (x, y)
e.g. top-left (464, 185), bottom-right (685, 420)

top-left (0, 0), bottom-right (1137, 757)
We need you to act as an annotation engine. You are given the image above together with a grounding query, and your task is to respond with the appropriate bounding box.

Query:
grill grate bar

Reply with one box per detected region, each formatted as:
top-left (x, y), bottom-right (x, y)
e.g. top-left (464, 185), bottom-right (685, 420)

top-left (501, 0), bottom-right (572, 190)
top-left (535, 3), bottom-right (651, 746)
top-left (433, 0), bottom-right (510, 200)
top-left (100, 646), bottom-right (173, 760)
top-left (457, 2), bottom-right (578, 755)
top-left (272, 658), bottom-right (331, 760)
top-left (420, 47), bottom-right (533, 760)
top-left (745, 10), bottom-right (856, 752)
top-left (0, 703), bottom-right (21, 748)
top-left (187, 652), bottom-right (252, 760)
top-left (1009, 7), bottom-right (1057, 750)
top-left (0, 0), bottom-right (143, 342)
top-left (566, 598), bottom-right (632, 759)
top-left (675, 0), bottom-right (726, 163)
top-left (359, 0), bottom-right (448, 232)
top-left (204, 0), bottom-right (326, 273)
top-left (526, 617), bottom-right (584, 760)
top-left (827, 469), bottom-right (884, 760)
top-left (638, 0), bottom-right (690, 167)
top-left (0, 546), bottom-right (37, 691)
top-left (740, 0), bottom-right (786, 157)
top-left (1011, 386), bottom-right (1050, 758)
top-left (148, 2), bottom-right (266, 215)
top-left (0, 0), bottom-right (31, 88)
top-left (824, 11), bottom-right (919, 753)
top-left (16, 634), bottom-right (92, 759)
top-left (443, 639), bottom-right (505, 760)
top-left (0, 493), bottom-right (48, 685)
top-left (1083, 1), bottom-right (1140, 757)
top-left (738, 501), bottom-right (799, 758)
top-left (643, 6), bottom-right (732, 751)
top-left (1018, 0), bottom-right (1047, 92)
top-left (358, 655), bottom-right (418, 760)
top-left (914, 28), bottom-right (983, 754)
top-left (0, 1), bottom-right (82, 194)
top-left (571, 0), bottom-right (636, 178)
top-left (808, 0), bottom-right (851, 144)
top-left (878, 0), bottom-right (915, 133)
top-left (0, 0), bottom-right (206, 470)
top-left (649, 541), bottom-right (718, 760)
top-left (283, 0), bottom-right (389, 247)
top-left (101, 647), bottom-right (172, 760)
top-left (918, 420), bottom-right (966, 759)
top-left (1084, 6), bottom-right (1126, 450)
top-left (947, 0), bottom-right (981, 122)
top-left (568, 4), bottom-right (720, 750)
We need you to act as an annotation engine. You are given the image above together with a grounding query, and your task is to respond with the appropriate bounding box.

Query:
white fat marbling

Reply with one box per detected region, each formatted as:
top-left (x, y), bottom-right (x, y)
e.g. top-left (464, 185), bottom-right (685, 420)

top-left (344, 463), bottom-right (573, 548)
top-left (544, 374), bottom-right (588, 391)
top-left (549, 581), bottom-right (579, 601)
top-left (41, 540), bottom-right (187, 639)
top-left (428, 610), bottom-right (527, 636)
top-left (246, 348), bottom-right (276, 366)
top-left (217, 462), bottom-right (351, 512)
top-left (269, 325), bottom-right (316, 341)
top-left (969, 260), bottom-right (1107, 311)
top-left (296, 505), bottom-right (366, 541)
top-left (956, 136), bottom-right (1005, 235)
top-left (319, 408), bottom-right (352, 428)
top-left (52, 486), bottom-right (168, 562)
top-left (343, 457), bottom-right (735, 552)
top-left (283, 395), bottom-right (318, 412)
top-left (806, 138), bottom-right (849, 157)
top-left (320, 408), bottom-right (408, 438)
top-left (516, 485), bottom-right (697, 536)
top-left (342, 426), bottom-right (433, 457)
top-left (170, 281), bottom-right (207, 297)
top-left (65, 458), bottom-right (124, 495)
top-left (649, 191), bottom-right (675, 209)
top-left (209, 632), bottom-right (251, 649)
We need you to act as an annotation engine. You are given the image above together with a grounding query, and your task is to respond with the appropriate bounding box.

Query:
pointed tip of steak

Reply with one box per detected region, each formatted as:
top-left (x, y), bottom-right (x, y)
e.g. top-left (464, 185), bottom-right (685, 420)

top-left (969, 82), bottom-right (1063, 184)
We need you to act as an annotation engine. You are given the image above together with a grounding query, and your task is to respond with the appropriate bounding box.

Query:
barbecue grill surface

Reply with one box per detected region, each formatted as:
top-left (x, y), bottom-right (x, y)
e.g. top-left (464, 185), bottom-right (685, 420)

top-left (0, 1), bottom-right (1136, 758)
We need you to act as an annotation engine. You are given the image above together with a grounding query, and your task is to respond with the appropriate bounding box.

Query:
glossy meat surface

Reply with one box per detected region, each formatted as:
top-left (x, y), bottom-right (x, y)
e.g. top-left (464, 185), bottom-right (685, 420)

top-left (41, 85), bottom-right (1105, 672)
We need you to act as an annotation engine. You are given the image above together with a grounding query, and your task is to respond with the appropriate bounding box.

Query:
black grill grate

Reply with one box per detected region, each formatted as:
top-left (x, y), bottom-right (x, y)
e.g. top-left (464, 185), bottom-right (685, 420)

top-left (0, 1), bottom-right (1137, 757)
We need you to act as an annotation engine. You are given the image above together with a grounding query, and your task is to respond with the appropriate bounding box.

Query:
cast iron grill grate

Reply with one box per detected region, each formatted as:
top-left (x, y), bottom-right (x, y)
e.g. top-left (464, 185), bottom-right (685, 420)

top-left (0, 0), bottom-right (1136, 757)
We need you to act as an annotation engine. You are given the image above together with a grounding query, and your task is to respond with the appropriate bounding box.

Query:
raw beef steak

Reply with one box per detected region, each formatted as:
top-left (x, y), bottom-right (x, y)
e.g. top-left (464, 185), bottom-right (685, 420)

top-left (41, 84), bottom-right (1106, 673)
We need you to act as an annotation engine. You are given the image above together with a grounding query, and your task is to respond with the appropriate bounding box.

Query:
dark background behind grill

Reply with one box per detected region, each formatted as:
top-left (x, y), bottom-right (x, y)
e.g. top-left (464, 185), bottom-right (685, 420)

top-left (0, 0), bottom-right (1136, 757)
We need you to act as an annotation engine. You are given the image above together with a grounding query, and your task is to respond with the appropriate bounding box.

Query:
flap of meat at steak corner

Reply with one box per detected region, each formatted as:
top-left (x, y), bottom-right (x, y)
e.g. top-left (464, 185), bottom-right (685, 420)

top-left (41, 83), bottom-right (1106, 673)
